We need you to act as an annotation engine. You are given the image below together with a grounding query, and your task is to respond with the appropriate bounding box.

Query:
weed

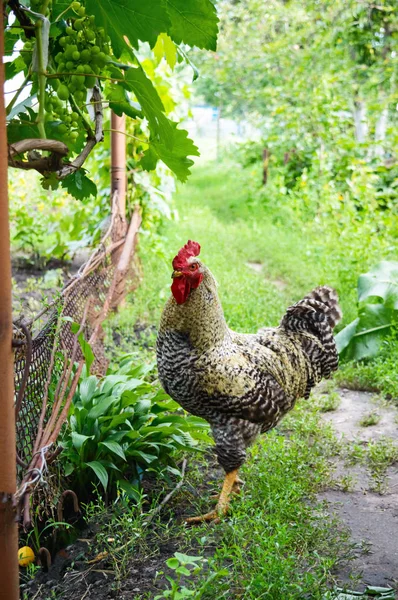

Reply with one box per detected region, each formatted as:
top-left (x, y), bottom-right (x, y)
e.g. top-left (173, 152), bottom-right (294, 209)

top-left (317, 392), bottom-right (341, 413)
top-left (359, 412), bottom-right (381, 427)
top-left (154, 552), bottom-right (227, 600)
top-left (367, 437), bottom-right (398, 493)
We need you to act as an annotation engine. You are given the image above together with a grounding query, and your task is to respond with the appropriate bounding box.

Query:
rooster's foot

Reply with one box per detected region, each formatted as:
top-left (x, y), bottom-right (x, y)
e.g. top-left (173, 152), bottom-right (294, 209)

top-left (185, 469), bottom-right (239, 525)
top-left (210, 479), bottom-right (242, 500)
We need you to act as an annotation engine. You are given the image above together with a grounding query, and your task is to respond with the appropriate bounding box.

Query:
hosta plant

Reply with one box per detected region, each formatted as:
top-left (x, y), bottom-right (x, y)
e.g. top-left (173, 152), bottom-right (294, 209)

top-left (60, 356), bottom-right (212, 501)
top-left (336, 261), bottom-right (398, 361)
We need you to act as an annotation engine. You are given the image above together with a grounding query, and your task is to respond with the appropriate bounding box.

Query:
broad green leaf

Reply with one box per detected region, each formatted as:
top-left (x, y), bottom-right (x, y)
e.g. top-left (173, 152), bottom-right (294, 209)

top-left (339, 304), bottom-right (393, 360)
top-left (142, 122), bottom-right (200, 182)
top-left (358, 261), bottom-right (398, 309)
top-left (88, 397), bottom-right (117, 420)
top-left (79, 376), bottom-right (99, 406)
top-left (134, 399), bottom-right (152, 416)
top-left (117, 479), bottom-right (141, 501)
top-left (128, 450), bottom-right (157, 463)
top-left (72, 432), bottom-right (93, 450)
top-left (125, 66), bottom-right (173, 146)
top-left (86, 0), bottom-right (171, 56)
top-left (52, 0), bottom-right (74, 20)
top-left (106, 84), bottom-right (143, 119)
top-left (165, 0), bottom-right (219, 51)
top-left (5, 31), bottom-right (20, 56)
top-left (61, 171), bottom-right (97, 202)
top-left (86, 460), bottom-right (109, 490)
top-left (7, 119), bottom-right (40, 144)
top-left (100, 440), bottom-right (126, 461)
top-left (335, 318), bottom-right (359, 355)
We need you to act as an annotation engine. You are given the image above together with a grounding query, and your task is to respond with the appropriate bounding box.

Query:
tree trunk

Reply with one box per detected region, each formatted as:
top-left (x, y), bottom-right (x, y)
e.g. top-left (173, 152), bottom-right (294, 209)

top-left (353, 99), bottom-right (368, 143)
top-left (374, 107), bottom-right (388, 159)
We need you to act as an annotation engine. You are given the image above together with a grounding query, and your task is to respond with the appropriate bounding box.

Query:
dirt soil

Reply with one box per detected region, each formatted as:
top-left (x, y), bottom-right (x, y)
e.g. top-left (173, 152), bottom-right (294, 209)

top-left (319, 388), bottom-right (398, 591)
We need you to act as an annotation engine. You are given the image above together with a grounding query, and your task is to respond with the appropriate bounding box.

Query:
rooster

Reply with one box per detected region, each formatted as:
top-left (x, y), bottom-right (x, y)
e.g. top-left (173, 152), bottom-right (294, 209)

top-left (157, 241), bottom-right (342, 523)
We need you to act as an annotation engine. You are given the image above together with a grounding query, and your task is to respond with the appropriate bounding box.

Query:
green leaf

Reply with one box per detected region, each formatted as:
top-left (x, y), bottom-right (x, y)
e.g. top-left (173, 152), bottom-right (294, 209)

top-left (106, 84), bottom-right (143, 119)
top-left (86, 0), bottom-right (171, 56)
top-left (175, 566), bottom-right (191, 576)
top-left (61, 171), bottom-right (97, 202)
top-left (335, 318), bottom-right (359, 355)
top-left (165, 0), bottom-right (219, 51)
top-left (79, 376), bottom-right (98, 406)
top-left (125, 66), bottom-right (173, 146)
top-left (153, 33), bottom-right (177, 69)
top-left (174, 552), bottom-right (203, 565)
top-left (128, 450), bottom-right (157, 463)
top-left (117, 479), bottom-right (141, 501)
top-left (339, 305), bottom-right (393, 360)
top-left (5, 31), bottom-right (20, 56)
top-left (7, 119), bottom-right (40, 144)
top-left (72, 432), bottom-right (93, 450)
top-left (86, 460), bottom-right (109, 490)
top-left (134, 399), bottom-right (152, 416)
top-left (358, 261), bottom-right (398, 309)
top-left (52, 0), bottom-right (74, 20)
top-left (100, 440), bottom-right (126, 461)
top-left (88, 397), bottom-right (117, 420)
top-left (142, 122), bottom-right (200, 182)
top-left (166, 557), bottom-right (179, 569)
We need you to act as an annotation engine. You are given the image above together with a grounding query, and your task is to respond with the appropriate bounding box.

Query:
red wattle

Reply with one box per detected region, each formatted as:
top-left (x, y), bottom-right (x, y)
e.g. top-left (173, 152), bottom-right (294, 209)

top-left (171, 277), bottom-right (191, 304)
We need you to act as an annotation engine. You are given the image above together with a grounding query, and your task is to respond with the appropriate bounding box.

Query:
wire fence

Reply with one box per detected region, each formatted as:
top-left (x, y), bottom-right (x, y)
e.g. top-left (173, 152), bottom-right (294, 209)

top-left (12, 195), bottom-right (141, 527)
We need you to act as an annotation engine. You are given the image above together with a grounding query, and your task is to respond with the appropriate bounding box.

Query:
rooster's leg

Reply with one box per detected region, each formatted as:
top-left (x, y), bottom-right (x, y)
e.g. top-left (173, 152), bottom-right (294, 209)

top-left (185, 469), bottom-right (239, 524)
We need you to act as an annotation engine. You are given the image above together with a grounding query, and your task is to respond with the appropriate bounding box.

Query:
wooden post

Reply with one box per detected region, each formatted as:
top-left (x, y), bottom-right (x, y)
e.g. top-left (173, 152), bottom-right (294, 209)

top-left (110, 111), bottom-right (126, 218)
top-left (0, 3), bottom-right (19, 599)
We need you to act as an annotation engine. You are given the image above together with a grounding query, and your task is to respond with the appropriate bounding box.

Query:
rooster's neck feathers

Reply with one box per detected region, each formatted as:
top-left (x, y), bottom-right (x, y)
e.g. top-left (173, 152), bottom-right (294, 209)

top-left (159, 266), bottom-right (230, 350)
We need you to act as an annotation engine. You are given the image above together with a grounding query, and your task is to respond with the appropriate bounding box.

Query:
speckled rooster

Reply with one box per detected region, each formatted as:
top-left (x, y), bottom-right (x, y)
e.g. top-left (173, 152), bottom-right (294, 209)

top-left (157, 241), bottom-right (342, 523)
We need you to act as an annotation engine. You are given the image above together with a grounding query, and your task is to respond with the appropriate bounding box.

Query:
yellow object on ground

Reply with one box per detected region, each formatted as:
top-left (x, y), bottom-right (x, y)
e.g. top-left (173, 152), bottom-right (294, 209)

top-left (18, 546), bottom-right (35, 567)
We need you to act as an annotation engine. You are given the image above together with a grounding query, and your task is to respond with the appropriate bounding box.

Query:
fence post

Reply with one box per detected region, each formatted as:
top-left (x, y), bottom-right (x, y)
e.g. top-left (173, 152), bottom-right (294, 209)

top-left (110, 111), bottom-right (127, 218)
top-left (0, 3), bottom-right (20, 599)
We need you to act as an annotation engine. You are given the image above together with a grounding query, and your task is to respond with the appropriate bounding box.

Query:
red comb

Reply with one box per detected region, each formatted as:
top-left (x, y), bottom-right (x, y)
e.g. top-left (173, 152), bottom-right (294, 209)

top-left (172, 240), bottom-right (201, 270)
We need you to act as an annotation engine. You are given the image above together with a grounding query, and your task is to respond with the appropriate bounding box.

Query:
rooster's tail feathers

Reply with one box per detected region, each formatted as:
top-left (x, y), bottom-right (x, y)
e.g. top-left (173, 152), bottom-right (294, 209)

top-left (302, 286), bottom-right (342, 329)
top-left (280, 286), bottom-right (342, 379)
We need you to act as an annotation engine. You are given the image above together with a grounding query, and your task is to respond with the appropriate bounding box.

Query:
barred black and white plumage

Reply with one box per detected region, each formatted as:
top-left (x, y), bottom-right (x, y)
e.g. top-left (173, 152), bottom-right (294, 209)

top-left (156, 242), bottom-right (342, 521)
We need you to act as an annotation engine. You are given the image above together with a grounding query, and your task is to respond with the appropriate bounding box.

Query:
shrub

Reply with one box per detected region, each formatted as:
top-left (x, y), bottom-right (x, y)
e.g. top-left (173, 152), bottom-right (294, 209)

top-left (60, 356), bottom-right (212, 501)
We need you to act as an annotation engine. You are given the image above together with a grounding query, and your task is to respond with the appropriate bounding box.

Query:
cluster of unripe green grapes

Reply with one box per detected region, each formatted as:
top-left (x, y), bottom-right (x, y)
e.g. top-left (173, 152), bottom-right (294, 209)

top-left (22, 1), bottom-right (112, 145)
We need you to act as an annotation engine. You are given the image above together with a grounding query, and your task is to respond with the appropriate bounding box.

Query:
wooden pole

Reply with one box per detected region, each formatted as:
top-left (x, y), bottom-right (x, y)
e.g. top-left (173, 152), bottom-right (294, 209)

top-left (0, 3), bottom-right (19, 599)
top-left (110, 111), bottom-right (126, 218)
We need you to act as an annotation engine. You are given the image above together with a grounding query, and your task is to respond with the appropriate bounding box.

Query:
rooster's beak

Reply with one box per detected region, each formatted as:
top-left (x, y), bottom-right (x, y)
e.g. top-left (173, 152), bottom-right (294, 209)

top-left (172, 270), bottom-right (183, 278)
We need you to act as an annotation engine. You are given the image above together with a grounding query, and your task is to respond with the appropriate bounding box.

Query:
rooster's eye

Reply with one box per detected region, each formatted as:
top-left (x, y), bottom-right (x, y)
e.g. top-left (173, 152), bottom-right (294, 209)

top-left (189, 263), bottom-right (198, 271)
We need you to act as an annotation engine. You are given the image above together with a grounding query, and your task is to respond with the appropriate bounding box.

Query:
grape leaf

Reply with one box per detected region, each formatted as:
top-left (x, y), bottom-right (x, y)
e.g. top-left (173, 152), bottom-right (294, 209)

top-left (52, 0), bottom-right (74, 20)
top-left (153, 33), bottom-right (177, 69)
top-left (125, 66), bottom-right (174, 146)
top-left (142, 122), bottom-right (199, 182)
top-left (165, 0), bottom-right (219, 51)
top-left (5, 56), bottom-right (26, 81)
top-left (41, 173), bottom-right (60, 191)
top-left (86, 0), bottom-right (171, 56)
top-left (61, 171), bottom-right (97, 201)
top-left (106, 84), bottom-right (143, 119)
top-left (7, 119), bottom-right (40, 144)
top-left (4, 31), bottom-right (20, 56)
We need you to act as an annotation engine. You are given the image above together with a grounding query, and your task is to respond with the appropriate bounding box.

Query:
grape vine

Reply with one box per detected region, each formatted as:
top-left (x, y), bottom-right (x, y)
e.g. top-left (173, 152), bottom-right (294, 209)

top-left (5, 0), bottom-right (219, 199)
